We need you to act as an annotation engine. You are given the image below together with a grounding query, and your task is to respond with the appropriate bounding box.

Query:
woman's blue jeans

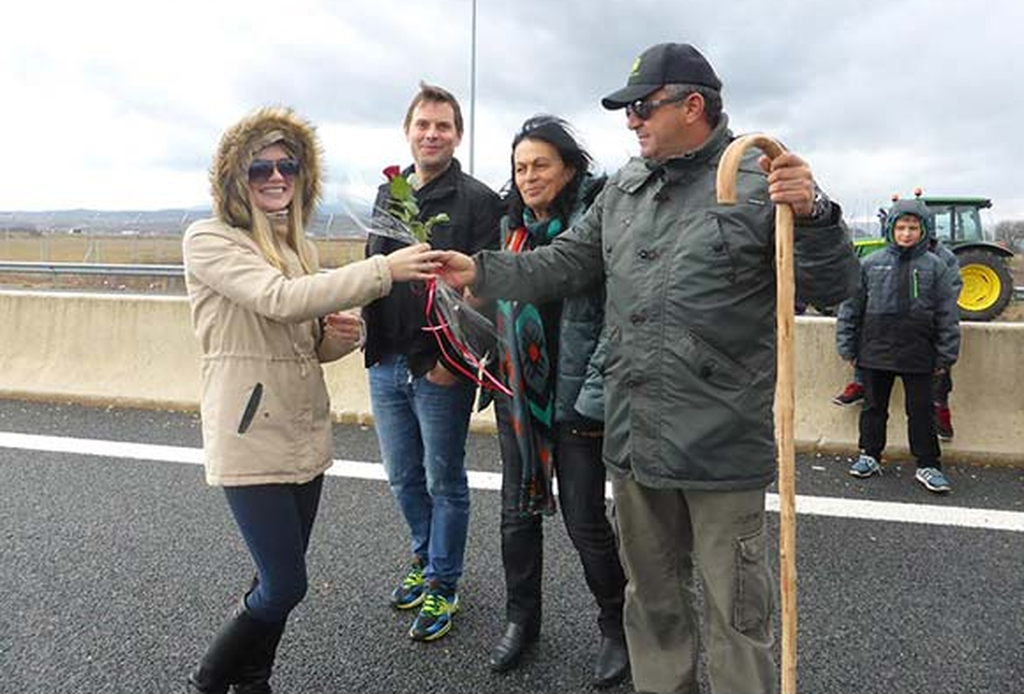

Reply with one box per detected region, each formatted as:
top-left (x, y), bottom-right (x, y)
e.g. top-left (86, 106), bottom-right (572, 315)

top-left (369, 355), bottom-right (475, 591)
top-left (222, 474), bottom-right (323, 623)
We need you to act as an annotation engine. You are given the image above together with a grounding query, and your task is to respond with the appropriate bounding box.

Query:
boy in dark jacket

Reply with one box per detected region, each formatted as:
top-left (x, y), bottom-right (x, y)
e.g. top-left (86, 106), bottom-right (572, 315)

top-left (833, 203), bottom-right (962, 441)
top-left (837, 199), bottom-right (961, 492)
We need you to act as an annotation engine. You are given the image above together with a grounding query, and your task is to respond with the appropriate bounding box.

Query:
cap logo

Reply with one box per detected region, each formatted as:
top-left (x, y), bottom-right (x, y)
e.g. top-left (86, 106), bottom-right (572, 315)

top-left (629, 56), bottom-right (642, 76)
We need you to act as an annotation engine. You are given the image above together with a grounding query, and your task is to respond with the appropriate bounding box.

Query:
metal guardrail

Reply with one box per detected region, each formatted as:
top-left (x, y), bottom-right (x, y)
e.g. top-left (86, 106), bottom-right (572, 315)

top-left (2, 261), bottom-right (1022, 300)
top-left (0, 261), bottom-right (183, 277)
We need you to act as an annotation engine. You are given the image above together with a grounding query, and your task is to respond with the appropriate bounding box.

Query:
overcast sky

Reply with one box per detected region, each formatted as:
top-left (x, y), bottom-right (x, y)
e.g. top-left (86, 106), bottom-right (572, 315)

top-left (3, 0), bottom-right (1023, 221)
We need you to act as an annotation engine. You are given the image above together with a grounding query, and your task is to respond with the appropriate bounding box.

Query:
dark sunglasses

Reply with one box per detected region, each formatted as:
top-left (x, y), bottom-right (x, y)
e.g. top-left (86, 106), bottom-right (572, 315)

top-left (248, 157), bottom-right (301, 182)
top-left (625, 93), bottom-right (690, 121)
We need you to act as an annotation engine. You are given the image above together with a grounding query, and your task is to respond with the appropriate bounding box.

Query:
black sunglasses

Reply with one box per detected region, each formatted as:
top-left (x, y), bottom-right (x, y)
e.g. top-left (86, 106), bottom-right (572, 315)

top-left (625, 93), bottom-right (690, 121)
top-left (248, 157), bottom-right (301, 182)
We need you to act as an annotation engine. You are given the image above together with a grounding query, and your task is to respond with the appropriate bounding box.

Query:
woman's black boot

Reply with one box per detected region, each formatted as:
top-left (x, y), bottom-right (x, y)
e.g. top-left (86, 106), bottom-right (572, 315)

top-left (488, 621), bottom-right (541, 673)
top-left (592, 634), bottom-right (630, 688)
top-left (230, 618), bottom-right (286, 694)
top-left (188, 602), bottom-right (277, 694)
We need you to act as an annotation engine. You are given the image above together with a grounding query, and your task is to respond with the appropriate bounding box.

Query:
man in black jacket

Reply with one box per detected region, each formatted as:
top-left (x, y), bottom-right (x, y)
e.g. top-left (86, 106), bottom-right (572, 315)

top-left (363, 82), bottom-right (501, 642)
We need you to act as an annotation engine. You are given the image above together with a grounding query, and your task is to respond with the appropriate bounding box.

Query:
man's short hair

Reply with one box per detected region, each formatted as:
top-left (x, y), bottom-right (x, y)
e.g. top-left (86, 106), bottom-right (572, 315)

top-left (403, 82), bottom-right (464, 136)
top-left (663, 83), bottom-right (723, 129)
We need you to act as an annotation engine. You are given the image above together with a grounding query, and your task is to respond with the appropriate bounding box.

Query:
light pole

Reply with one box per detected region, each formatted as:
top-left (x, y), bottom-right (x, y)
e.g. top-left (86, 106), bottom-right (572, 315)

top-left (468, 0), bottom-right (477, 175)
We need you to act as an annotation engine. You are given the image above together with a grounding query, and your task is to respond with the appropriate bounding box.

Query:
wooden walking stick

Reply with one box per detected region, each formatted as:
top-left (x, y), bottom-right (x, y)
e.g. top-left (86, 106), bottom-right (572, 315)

top-left (716, 134), bottom-right (798, 694)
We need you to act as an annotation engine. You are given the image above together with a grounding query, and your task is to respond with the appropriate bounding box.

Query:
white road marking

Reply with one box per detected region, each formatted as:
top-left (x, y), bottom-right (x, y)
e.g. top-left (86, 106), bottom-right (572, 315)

top-left (2, 431), bottom-right (1022, 533)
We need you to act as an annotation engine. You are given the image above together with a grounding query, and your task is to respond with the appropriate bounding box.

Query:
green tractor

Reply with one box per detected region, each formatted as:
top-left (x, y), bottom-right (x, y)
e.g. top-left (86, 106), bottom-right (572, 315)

top-left (855, 191), bottom-right (1016, 321)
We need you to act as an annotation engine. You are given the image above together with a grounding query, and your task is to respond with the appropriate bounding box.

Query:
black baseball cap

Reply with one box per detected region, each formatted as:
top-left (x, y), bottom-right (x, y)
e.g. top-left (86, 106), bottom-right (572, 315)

top-left (601, 43), bottom-right (722, 110)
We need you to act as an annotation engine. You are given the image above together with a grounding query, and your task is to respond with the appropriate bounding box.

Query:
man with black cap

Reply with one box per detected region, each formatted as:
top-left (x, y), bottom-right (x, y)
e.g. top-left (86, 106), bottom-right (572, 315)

top-left (437, 42), bottom-right (859, 693)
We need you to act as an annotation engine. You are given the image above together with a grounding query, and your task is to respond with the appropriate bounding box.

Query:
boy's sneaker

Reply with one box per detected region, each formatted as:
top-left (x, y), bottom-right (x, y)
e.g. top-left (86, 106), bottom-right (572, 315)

top-left (409, 588), bottom-right (459, 642)
top-left (390, 557), bottom-right (426, 610)
top-left (934, 404), bottom-right (954, 441)
top-left (832, 382), bottom-right (864, 407)
top-left (915, 467), bottom-right (951, 493)
top-left (848, 453), bottom-right (881, 478)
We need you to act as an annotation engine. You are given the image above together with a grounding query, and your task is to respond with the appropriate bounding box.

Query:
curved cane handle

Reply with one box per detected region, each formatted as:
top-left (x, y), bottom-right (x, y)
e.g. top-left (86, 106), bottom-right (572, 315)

top-left (716, 133), bottom-right (799, 694)
top-left (715, 133), bottom-right (787, 204)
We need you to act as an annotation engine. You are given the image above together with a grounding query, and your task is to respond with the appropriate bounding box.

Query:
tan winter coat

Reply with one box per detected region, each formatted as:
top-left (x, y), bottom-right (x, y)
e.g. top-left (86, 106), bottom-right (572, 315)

top-left (184, 107), bottom-right (392, 486)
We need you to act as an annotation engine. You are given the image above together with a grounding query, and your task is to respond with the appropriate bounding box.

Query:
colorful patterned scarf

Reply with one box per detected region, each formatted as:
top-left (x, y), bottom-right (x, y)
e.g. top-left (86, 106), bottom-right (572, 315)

top-left (496, 212), bottom-right (563, 517)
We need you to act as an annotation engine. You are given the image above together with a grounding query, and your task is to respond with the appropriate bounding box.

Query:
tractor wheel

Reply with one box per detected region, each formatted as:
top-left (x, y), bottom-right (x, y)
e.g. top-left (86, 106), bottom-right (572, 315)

top-left (956, 249), bottom-right (1013, 321)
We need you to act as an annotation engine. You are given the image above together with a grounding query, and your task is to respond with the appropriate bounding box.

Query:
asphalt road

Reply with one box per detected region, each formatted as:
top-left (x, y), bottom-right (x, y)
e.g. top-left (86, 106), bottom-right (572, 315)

top-left (0, 399), bottom-right (1022, 694)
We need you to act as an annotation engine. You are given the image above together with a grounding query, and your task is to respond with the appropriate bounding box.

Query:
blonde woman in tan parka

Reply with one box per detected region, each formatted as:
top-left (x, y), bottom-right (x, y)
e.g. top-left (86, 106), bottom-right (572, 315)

top-left (183, 106), bottom-right (441, 694)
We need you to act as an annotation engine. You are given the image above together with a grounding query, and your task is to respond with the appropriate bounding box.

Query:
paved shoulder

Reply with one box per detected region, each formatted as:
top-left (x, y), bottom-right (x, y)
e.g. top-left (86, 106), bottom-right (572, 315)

top-left (0, 399), bottom-right (1021, 693)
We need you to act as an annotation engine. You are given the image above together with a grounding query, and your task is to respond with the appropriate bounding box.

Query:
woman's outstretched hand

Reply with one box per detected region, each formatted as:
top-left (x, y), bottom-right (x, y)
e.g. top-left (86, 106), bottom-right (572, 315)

top-left (435, 250), bottom-right (477, 289)
top-left (385, 243), bottom-right (444, 282)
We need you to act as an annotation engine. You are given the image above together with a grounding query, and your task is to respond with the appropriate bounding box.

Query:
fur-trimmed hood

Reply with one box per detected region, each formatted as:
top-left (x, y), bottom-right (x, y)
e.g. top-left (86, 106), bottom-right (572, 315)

top-left (210, 106), bottom-right (323, 229)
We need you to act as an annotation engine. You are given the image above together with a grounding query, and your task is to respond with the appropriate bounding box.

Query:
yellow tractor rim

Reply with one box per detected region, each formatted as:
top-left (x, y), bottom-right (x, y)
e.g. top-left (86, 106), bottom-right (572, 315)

top-left (959, 264), bottom-right (1002, 311)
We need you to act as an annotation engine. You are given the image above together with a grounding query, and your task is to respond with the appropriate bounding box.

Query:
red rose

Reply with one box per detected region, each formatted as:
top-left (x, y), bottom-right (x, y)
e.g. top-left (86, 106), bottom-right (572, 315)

top-left (382, 165), bottom-right (401, 181)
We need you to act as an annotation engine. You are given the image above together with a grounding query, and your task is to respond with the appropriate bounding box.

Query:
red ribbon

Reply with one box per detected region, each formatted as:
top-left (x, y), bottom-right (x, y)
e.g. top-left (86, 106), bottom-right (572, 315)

top-left (423, 278), bottom-right (512, 396)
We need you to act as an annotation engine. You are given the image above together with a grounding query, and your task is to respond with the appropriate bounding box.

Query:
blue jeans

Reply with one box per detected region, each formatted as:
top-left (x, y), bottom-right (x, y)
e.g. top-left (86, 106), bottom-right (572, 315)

top-left (369, 355), bottom-right (476, 591)
top-left (223, 474), bottom-right (323, 623)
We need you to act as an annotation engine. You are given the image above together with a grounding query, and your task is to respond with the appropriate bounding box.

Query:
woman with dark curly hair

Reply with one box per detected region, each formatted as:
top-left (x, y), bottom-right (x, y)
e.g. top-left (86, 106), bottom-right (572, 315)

top-left (487, 116), bottom-right (628, 688)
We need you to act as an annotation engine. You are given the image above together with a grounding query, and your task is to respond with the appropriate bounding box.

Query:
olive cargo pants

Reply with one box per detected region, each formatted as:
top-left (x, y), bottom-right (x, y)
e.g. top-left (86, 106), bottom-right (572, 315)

top-left (611, 477), bottom-right (777, 694)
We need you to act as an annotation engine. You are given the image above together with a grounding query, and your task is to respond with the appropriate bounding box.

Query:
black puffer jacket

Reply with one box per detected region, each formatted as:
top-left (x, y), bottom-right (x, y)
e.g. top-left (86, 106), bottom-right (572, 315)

top-left (837, 199), bottom-right (961, 373)
top-left (363, 159), bottom-right (502, 377)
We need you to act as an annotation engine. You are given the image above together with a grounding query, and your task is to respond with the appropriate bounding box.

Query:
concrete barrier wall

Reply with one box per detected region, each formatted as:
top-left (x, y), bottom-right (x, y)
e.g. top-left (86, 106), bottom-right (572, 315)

top-left (794, 316), bottom-right (1023, 464)
top-left (0, 290), bottom-right (498, 431)
top-left (1, 290), bottom-right (1021, 464)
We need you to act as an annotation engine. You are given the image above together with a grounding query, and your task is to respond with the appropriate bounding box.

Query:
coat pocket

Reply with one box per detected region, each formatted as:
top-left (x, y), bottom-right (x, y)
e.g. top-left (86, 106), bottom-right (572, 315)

top-left (675, 329), bottom-right (755, 392)
top-left (237, 382), bottom-right (263, 434)
top-left (733, 525), bottom-right (772, 638)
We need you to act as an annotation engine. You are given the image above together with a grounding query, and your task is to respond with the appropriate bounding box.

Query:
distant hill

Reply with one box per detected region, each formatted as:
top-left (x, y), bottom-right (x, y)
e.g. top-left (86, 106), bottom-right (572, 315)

top-left (0, 200), bottom-right (373, 237)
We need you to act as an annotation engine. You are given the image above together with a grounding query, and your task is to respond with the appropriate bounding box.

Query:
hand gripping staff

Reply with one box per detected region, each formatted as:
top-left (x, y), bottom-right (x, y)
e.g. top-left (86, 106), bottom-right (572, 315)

top-left (716, 134), bottom-right (798, 694)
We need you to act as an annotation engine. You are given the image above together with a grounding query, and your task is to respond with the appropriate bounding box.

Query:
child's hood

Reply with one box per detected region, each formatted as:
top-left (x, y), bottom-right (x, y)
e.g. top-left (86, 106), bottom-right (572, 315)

top-left (884, 198), bottom-right (932, 250)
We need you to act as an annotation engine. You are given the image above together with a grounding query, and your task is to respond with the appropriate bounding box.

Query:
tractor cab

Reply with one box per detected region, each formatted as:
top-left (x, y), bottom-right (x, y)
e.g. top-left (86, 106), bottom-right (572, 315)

top-left (917, 195), bottom-right (994, 245)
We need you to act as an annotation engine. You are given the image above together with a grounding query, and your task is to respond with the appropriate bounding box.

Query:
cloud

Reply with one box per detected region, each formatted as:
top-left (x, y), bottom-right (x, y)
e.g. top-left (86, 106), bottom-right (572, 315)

top-left (2, 0), bottom-right (1023, 219)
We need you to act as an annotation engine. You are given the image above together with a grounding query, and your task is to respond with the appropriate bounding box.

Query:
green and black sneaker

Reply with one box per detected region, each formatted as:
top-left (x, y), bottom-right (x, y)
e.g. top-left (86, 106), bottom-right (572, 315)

top-left (408, 586), bottom-right (459, 642)
top-left (390, 557), bottom-right (426, 610)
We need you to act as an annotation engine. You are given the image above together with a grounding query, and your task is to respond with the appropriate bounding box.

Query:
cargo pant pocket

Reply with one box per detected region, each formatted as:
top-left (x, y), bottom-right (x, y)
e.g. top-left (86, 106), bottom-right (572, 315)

top-left (733, 525), bottom-right (772, 638)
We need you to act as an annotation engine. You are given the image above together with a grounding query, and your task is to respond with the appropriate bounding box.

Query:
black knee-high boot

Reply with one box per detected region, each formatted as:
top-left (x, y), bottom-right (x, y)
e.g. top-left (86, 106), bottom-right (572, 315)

top-left (231, 618), bottom-right (286, 694)
top-left (188, 601), bottom-right (283, 694)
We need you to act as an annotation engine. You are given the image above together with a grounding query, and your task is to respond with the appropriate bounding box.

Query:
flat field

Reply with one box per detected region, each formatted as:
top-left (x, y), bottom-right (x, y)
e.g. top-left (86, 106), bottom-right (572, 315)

top-left (0, 232), bottom-right (366, 294)
top-left (0, 232), bottom-right (365, 267)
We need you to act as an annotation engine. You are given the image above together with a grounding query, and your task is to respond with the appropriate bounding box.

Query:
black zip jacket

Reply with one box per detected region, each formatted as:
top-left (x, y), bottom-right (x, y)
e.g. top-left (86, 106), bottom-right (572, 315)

top-left (363, 159), bottom-right (502, 377)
